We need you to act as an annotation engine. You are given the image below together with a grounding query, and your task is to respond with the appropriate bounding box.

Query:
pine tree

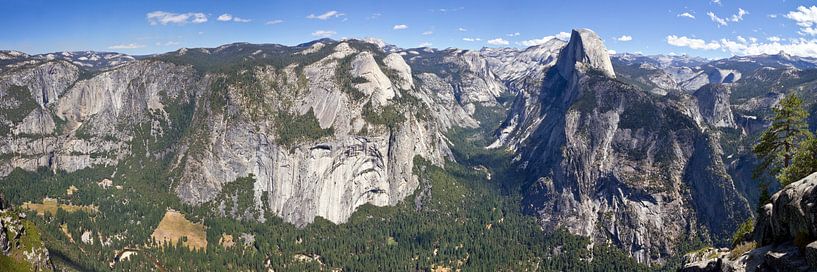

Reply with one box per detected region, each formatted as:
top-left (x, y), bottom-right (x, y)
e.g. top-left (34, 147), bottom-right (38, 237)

top-left (778, 135), bottom-right (817, 185)
top-left (753, 94), bottom-right (811, 184)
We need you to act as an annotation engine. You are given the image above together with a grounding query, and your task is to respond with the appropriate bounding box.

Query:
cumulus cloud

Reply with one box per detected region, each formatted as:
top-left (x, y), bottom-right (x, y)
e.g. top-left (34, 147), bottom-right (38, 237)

top-left (786, 6), bottom-right (817, 36)
top-left (507, 32), bottom-right (521, 37)
top-left (678, 12), bottom-right (695, 19)
top-left (422, 31), bottom-right (433, 35)
top-left (487, 38), bottom-right (510, 45)
top-left (519, 32), bottom-right (571, 46)
top-left (718, 37), bottom-right (817, 56)
top-left (312, 30), bottom-right (337, 37)
top-left (616, 35), bottom-right (633, 42)
top-left (667, 33), bottom-right (817, 57)
top-left (711, 0), bottom-right (721, 6)
top-left (608, 49), bottom-right (617, 55)
top-left (307, 10), bottom-right (345, 20)
top-left (666, 35), bottom-right (721, 50)
top-left (462, 37), bottom-right (481, 42)
top-left (393, 24), bottom-right (408, 30)
top-left (265, 19), bottom-right (284, 25)
top-left (108, 43), bottom-right (145, 49)
top-left (418, 42), bottom-right (432, 47)
top-left (146, 11), bottom-right (207, 25)
top-left (457, 27), bottom-right (467, 32)
top-left (217, 14), bottom-right (251, 23)
top-left (707, 8), bottom-right (748, 26)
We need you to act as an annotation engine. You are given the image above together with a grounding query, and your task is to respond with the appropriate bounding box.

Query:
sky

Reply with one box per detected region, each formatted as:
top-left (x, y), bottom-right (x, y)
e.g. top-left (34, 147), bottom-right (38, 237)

top-left (2, 0), bottom-right (817, 59)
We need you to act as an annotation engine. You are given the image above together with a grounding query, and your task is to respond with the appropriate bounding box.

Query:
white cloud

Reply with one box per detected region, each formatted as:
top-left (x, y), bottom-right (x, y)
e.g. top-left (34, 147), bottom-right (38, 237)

top-left (307, 10), bottom-right (345, 20)
top-left (616, 35), bottom-right (633, 42)
top-left (707, 8), bottom-right (748, 27)
top-left (487, 38), bottom-right (510, 45)
top-left (666, 35), bottom-right (721, 50)
top-left (519, 32), bottom-right (571, 46)
top-left (312, 30), bottom-right (337, 37)
top-left (457, 27), bottom-right (467, 32)
top-left (265, 20), bottom-right (284, 25)
top-left (608, 49), bottom-right (617, 55)
top-left (707, 12), bottom-right (728, 26)
top-left (217, 14), bottom-right (233, 21)
top-left (462, 37), bottom-right (481, 42)
top-left (507, 32), bottom-right (521, 37)
top-left (719, 37), bottom-right (817, 57)
top-left (711, 0), bottom-right (722, 6)
top-left (786, 6), bottom-right (817, 36)
top-left (393, 24), bottom-right (408, 30)
top-left (733, 8), bottom-right (748, 22)
top-left (108, 43), bottom-right (145, 49)
top-left (678, 12), bottom-right (696, 19)
top-left (217, 13), bottom-right (251, 23)
top-left (422, 31), bottom-right (433, 35)
top-left (666, 33), bottom-right (817, 58)
top-left (146, 11), bottom-right (207, 25)
top-left (418, 42), bottom-right (432, 47)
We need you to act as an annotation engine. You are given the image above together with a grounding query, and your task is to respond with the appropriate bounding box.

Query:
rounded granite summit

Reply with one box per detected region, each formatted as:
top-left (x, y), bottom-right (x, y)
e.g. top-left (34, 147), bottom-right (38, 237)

top-left (556, 28), bottom-right (616, 79)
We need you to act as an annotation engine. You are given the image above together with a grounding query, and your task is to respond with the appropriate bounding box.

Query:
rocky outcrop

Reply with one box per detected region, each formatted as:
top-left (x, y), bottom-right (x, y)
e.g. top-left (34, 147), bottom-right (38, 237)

top-left (755, 172), bottom-right (817, 246)
top-left (682, 172), bottom-right (817, 271)
top-left (0, 195), bottom-right (52, 271)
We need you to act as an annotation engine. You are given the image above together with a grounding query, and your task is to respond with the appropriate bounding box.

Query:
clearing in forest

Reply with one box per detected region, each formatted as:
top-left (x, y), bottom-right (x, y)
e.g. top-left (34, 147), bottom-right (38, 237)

top-left (150, 210), bottom-right (207, 251)
top-left (23, 198), bottom-right (98, 216)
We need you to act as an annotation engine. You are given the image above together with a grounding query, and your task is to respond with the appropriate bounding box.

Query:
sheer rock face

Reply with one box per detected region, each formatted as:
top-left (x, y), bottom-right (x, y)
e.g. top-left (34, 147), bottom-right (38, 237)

top-left (492, 29), bottom-right (750, 265)
top-left (0, 40), bottom-right (451, 227)
top-left (693, 84), bottom-right (737, 128)
top-left (165, 42), bottom-right (450, 227)
top-left (0, 60), bottom-right (199, 176)
top-left (556, 29), bottom-right (616, 79)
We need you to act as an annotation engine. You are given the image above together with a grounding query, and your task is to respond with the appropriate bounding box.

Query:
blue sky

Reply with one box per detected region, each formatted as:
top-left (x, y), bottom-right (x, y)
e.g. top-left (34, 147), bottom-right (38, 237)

top-left (2, 0), bottom-right (817, 58)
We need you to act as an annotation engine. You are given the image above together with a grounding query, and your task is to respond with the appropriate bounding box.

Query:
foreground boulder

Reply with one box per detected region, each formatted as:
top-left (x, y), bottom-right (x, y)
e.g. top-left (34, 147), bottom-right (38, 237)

top-left (682, 172), bottom-right (817, 271)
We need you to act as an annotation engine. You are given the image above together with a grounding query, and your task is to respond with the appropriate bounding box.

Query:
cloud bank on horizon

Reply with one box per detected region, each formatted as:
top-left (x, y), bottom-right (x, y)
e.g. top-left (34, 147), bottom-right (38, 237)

top-left (2, 0), bottom-right (817, 59)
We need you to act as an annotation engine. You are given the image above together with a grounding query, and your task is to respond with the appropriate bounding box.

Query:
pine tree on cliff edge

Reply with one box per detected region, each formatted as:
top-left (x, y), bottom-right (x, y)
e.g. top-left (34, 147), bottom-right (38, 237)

top-left (753, 94), bottom-right (811, 186)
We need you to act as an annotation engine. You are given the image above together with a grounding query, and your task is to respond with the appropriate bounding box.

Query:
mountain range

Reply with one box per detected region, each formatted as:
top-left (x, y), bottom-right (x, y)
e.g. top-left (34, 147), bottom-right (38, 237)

top-left (2, 28), bottom-right (817, 271)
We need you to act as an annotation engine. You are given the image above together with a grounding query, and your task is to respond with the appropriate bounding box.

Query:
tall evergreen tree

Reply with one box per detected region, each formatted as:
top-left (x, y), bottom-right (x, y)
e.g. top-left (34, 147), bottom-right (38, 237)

top-left (753, 94), bottom-right (811, 184)
top-left (778, 135), bottom-right (817, 185)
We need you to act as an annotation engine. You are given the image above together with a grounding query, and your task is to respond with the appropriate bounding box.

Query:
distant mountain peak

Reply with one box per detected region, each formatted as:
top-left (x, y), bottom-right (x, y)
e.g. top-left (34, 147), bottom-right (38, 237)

top-left (556, 28), bottom-right (616, 78)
